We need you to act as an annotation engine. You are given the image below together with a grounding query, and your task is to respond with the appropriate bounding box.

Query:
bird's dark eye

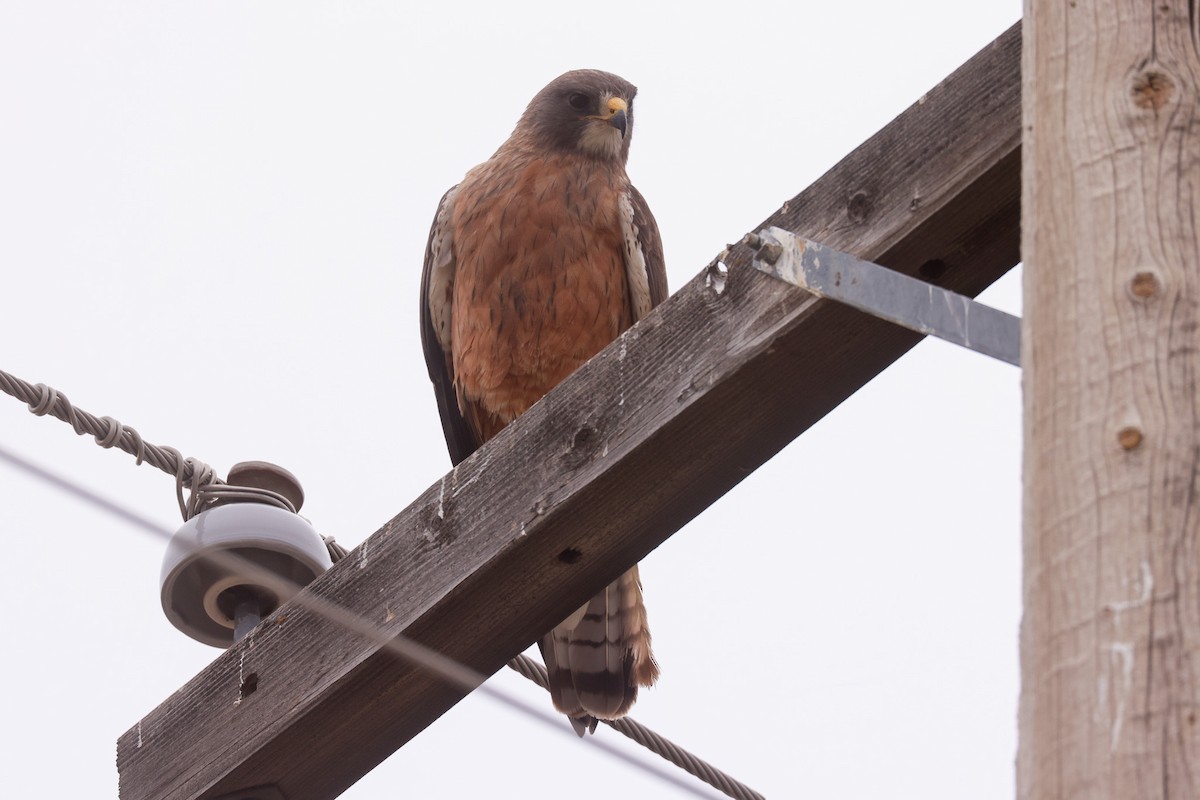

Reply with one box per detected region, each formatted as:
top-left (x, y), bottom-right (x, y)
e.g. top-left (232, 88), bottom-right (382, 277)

top-left (567, 92), bottom-right (590, 111)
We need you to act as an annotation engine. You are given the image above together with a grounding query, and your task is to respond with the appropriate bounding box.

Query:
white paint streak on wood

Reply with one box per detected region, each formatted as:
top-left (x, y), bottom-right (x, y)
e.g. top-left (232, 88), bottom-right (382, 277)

top-left (1104, 560), bottom-right (1154, 616)
top-left (450, 452), bottom-right (489, 499)
top-left (234, 651), bottom-right (245, 707)
top-left (1107, 642), bottom-right (1134, 752)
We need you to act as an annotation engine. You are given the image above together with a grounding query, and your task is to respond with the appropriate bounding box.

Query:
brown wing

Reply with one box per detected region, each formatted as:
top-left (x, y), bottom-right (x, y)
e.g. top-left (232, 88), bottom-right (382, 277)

top-left (419, 185), bottom-right (480, 466)
top-left (626, 183), bottom-right (668, 311)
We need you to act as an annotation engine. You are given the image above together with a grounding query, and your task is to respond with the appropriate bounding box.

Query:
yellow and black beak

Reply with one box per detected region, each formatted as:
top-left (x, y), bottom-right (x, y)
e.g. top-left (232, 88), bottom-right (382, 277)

top-left (604, 96), bottom-right (628, 138)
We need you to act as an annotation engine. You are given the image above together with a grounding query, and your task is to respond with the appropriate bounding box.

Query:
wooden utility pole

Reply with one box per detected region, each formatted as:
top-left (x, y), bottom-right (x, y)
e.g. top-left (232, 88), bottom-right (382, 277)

top-left (1020, 2), bottom-right (1200, 797)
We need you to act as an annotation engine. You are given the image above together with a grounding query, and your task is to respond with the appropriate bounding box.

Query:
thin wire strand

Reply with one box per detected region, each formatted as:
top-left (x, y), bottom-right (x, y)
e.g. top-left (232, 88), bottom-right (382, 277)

top-left (0, 442), bottom-right (764, 800)
top-left (506, 655), bottom-right (765, 800)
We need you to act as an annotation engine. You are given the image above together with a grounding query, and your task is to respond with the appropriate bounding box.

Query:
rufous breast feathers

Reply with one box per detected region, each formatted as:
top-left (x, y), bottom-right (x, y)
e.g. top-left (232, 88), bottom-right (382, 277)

top-left (450, 153), bottom-right (633, 431)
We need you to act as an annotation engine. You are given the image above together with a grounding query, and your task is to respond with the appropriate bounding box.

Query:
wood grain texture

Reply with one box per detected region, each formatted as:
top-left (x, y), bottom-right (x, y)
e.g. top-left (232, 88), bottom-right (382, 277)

top-left (117, 23), bottom-right (1022, 800)
top-left (1020, 2), bottom-right (1200, 798)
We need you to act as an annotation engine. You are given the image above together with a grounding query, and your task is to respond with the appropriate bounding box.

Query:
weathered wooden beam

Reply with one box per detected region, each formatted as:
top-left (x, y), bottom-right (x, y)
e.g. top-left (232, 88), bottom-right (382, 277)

top-left (117, 22), bottom-right (1022, 800)
top-left (1018, 2), bottom-right (1200, 797)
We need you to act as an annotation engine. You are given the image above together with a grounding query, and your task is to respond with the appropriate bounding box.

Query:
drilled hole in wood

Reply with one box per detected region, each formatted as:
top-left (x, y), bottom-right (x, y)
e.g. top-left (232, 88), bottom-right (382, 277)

top-left (706, 260), bottom-right (728, 294)
top-left (558, 547), bottom-right (583, 564)
top-left (918, 259), bottom-right (948, 281)
top-left (240, 672), bottom-right (259, 700)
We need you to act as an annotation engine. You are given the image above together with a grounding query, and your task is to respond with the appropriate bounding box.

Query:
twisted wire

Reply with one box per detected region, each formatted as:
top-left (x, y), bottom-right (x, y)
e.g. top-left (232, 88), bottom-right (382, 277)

top-left (0, 368), bottom-right (228, 520)
top-left (4, 368), bottom-right (384, 574)
top-left (2, 367), bottom-right (757, 796)
top-left (506, 654), bottom-right (765, 800)
top-left (0, 369), bottom-right (310, 522)
top-left (1, 370), bottom-right (201, 489)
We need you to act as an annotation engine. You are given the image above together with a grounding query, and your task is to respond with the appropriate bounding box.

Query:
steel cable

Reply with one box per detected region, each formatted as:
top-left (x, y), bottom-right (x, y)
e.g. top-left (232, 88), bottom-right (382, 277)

top-left (506, 654), bottom-right (765, 800)
top-left (1, 368), bottom-right (765, 798)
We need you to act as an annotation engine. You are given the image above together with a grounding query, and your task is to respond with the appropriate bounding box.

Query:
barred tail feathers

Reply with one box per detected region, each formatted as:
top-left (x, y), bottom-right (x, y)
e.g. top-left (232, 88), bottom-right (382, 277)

top-left (541, 566), bottom-right (658, 735)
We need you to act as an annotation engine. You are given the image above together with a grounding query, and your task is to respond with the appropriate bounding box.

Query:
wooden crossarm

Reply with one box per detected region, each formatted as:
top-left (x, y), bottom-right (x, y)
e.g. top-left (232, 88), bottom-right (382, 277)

top-left (117, 21), bottom-right (1021, 800)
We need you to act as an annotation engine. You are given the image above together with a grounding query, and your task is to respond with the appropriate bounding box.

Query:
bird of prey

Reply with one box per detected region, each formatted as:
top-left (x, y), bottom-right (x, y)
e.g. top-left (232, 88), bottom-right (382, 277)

top-left (419, 69), bottom-right (667, 734)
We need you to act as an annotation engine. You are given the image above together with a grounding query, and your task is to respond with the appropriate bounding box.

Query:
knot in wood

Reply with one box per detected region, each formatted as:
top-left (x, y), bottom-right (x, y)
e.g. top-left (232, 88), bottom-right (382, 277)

top-left (572, 425), bottom-right (595, 450)
top-left (417, 499), bottom-right (454, 547)
top-left (562, 421), bottom-right (604, 469)
top-left (1117, 426), bottom-right (1143, 451)
top-left (847, 190), bottom-right (873, 223)
top-left (1129, 270), bottom-right (1161, 300)
top-left (1130, 70), bottom-right (1174, 113)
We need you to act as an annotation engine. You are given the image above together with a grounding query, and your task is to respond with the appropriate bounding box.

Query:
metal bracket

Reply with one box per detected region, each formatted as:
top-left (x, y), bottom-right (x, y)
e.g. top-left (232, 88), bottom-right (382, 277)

top-left (748, 227), bottom-right (1021, 367)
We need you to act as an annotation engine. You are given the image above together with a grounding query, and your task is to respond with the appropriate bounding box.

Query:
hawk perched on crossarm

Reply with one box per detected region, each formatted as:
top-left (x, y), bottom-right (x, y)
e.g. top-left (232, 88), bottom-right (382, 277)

top-left (419, 70), bottom-right (666, 734)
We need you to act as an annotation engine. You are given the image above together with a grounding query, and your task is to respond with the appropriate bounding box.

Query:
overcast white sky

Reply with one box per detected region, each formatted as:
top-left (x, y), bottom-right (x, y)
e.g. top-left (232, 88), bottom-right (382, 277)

top-left (0, 2), bottom-right (1022, 798)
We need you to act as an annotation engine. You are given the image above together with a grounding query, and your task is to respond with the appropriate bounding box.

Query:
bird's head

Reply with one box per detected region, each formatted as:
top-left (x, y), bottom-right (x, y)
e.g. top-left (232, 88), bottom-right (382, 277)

top-left (516, 69), bottom-right (638, 163)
